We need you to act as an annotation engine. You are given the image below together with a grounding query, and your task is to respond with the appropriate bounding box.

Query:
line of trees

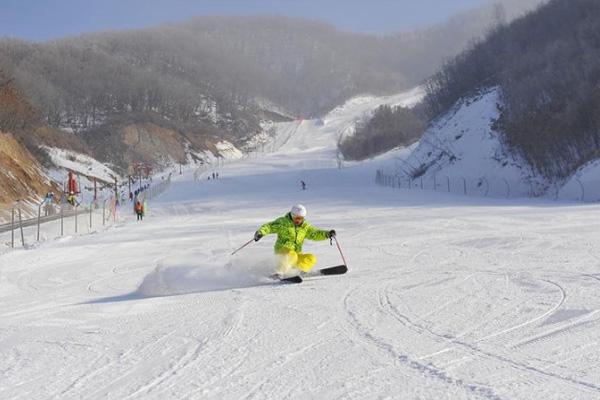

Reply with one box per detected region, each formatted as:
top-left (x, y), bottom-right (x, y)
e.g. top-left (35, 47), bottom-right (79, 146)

top-left (0, 70), bottom-right (37, 133)
top-left (339, 105), bottom-right (426, 160)
top-left (0, 68), bottom-right (89, 166)
top-left (0, 69), bottom-right (51, 164)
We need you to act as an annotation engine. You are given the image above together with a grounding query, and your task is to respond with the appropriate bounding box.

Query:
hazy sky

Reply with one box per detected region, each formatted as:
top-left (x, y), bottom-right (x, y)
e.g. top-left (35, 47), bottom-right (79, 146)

top-left (1, 0), bottom-right (495, 42)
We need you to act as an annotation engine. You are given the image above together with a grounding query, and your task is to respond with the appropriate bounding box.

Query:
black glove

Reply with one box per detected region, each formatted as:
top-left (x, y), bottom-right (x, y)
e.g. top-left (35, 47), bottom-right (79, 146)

top-left (327, 229), bottom-right (336, 239)
top-left (254, 231), bottom-right (263, 242)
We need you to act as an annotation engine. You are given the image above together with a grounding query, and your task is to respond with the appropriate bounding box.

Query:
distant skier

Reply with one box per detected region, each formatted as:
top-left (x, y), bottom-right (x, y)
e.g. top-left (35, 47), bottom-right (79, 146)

top-left (67, 191), bottom-right (76, 206)
top-left (300, 180), bottom-right (306, 190)
top-left (44, 192), bottom-right (55, 215)
top-left (254, 204), bottom-right (336, 274)
top-left (134, 200), bottom-right (144, 221)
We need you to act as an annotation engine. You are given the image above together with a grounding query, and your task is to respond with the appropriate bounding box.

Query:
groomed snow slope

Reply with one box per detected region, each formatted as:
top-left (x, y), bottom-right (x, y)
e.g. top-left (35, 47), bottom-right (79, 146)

top-left (261, 87), bottom-right (424, 159)
top-left (2, 90), bottom-right (600, 400)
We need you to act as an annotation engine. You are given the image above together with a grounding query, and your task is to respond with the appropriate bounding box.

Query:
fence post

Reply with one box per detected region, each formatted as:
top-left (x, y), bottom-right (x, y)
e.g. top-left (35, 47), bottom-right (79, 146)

top-left (502, 178), bottom-right (510, 198)
top-left (420, 177), bottom-right (423, 190)
top-left (89, 202), bottom-right (93, 229)
top-left (447, 176), bottom-right (450, 192)
top-left (37, 200), bottom-right (43, 242)
top-left (18, 206), bottom-right (25, 247)
top-left (11, 206), bottom-right (15, 248)
top-left (576, 179), bottom-right (585, 202)
top-left (462, 177), bottom-right (467, 195)
top-left (529, 182), bottom-right (534, 198)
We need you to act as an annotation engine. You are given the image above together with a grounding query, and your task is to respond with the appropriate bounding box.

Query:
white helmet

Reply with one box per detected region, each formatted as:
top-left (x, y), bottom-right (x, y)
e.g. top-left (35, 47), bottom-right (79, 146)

top-left (290, 204), bottom-right (307, 218)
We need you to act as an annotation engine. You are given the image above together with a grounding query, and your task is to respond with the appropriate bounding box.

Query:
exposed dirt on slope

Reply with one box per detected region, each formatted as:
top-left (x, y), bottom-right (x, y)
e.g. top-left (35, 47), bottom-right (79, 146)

top-left (0, 131), bottom-right (56, 218)
top-left (82, 116), bottom-right (223, 170)
top-left (121, 123), bottom-right (188, 164)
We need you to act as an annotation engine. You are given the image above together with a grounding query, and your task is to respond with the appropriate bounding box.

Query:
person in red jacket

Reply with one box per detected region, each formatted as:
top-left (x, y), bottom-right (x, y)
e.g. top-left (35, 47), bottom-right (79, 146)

top-left (134, 200), bottom-right (144, 221)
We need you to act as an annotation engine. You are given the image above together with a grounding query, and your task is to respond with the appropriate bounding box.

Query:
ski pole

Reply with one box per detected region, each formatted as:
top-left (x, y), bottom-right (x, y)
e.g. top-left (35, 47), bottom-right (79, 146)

top-left (231, 238), bottom-right (254, 256)
top-left (333, 236), bottom-right (348, 267)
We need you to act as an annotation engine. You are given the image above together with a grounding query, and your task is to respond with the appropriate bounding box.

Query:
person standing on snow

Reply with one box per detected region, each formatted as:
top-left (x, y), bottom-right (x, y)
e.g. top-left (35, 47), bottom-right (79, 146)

top-left (254, 204), bottom-right (336, 274)
top-left (134, 200), bottom-right (144, 221)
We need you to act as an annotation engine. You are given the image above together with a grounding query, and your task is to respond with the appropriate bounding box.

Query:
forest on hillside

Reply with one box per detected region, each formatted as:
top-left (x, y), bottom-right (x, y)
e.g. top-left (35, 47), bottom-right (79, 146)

top-left (0, 69), bottom-right (87, 165)
top-left (424, 0), bottom-right (600, 179)
top-left (0, 0), bottom-right (541, 143)
top-left (338, 104), bottom-right (426, 160)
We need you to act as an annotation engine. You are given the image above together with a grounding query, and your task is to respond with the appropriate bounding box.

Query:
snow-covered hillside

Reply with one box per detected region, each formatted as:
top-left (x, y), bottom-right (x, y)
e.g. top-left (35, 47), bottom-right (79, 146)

top-left (43, 147), bottom-right (124, 207)
top-left (380, 88), bottom-right (538, 198)
top-left (46, 147), bottom-right (120, 184)
top-left (2, 89), bottom-right (600, 400)
top-left (39, 141), bottom-right (243, 209)
top-left (377, 88), bottom-right (600, 201)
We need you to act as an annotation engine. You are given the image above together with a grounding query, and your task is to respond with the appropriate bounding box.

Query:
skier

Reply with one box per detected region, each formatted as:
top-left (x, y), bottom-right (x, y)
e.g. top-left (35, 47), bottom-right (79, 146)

top-left (254, 204), bottom-right (336, 275)
top-left (300, 180), bottom-right (306, 190)
top-left (67, 191), bottom-right (76, 206)
top-left (134, 200), bottom-right (144, 221)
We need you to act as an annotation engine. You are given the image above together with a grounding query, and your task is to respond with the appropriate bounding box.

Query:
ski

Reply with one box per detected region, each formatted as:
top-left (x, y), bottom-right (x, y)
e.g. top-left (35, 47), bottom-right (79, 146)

top-left (280, 275), bottom-right (303, 284)
top-left (270, 274), bottom-right (303, 284)
top-left (318, 265), bottom-right (347, 275)
top-left (268, 266), bottom-right (346, 284)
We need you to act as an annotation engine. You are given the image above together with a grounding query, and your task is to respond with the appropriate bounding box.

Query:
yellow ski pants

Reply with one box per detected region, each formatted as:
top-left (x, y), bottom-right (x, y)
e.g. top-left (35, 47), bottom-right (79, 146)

top-left (276, 249), bottom-right (316, 273)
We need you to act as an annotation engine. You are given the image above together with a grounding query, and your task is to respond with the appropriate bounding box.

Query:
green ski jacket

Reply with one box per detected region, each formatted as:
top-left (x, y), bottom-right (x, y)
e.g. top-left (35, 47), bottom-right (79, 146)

top-left (258, 213), bottom-right (329, 253)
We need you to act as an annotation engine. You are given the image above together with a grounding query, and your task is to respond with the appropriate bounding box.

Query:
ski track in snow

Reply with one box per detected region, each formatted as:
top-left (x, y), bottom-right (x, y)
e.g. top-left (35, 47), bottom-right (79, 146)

top-left (3, 89), bottom-right (600, 399)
